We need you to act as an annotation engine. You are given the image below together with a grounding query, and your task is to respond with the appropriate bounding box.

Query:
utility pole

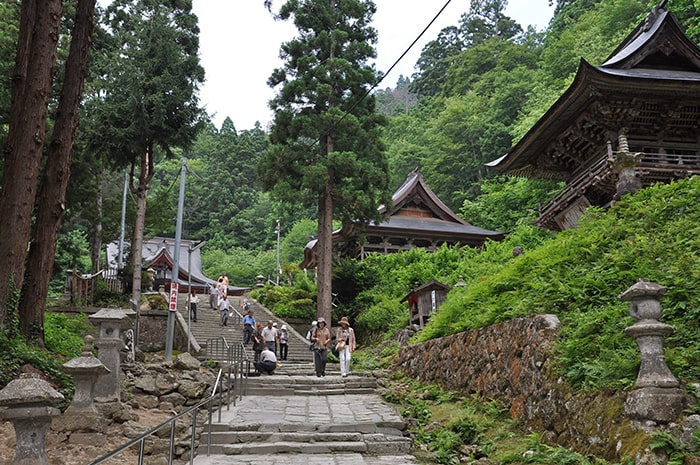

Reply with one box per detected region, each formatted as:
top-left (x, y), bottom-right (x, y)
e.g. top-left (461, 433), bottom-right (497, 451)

top-left (275, 219), bottom-right (281, 285)
top-left (165, 157), bottom-right (187, 361)
top-left (118, 171), bottom-right (128, 269)
top-left (187, 240), bottom-right (206, 353)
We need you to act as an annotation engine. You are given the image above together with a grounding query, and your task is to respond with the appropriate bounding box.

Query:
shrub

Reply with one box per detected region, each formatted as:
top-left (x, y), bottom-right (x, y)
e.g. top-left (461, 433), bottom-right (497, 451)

top-left (44, 313), bottom-right (92, 358)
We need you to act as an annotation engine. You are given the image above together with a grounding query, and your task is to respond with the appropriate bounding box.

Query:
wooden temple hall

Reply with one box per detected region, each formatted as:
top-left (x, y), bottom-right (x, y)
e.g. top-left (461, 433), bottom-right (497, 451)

top-left (299, 169), bottom-right (504, 269)
top-left (488, 1), bottom-right (700, 231)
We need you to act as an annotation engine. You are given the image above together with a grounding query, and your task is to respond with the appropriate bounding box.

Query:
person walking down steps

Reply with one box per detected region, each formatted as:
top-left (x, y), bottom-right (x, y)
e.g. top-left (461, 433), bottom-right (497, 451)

top-left (242, 308), bottom-right (256, 345)
top-left (335, 316), bottom-right (356, 377)
top-left (219, 297), bottom-right (230, 326)
top-left (311, 317), bottom-right (331, 377)
top-left (189, 291), bottom-right (198, 322)
top-left (279, 324), bottom-right (289, 360)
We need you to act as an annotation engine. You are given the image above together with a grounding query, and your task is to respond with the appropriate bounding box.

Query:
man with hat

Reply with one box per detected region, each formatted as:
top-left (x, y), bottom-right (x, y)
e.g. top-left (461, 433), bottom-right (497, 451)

top-left (242, 307), bottom-right (256, 345)
top-left (310, 317), bottom-right (331, 377)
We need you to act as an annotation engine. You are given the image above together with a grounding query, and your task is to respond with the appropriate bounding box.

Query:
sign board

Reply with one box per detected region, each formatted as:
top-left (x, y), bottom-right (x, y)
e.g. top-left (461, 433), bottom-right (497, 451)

top-left (169, 282), bottom-right (179, 312)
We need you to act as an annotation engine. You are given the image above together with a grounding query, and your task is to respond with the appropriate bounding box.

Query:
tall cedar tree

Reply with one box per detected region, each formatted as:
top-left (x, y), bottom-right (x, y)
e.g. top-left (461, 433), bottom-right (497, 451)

top-left (87, 0), bottom-right (205, 307)
top-left (260, 0), bottom-right (390, 324)
top-left (19, 0), bottom-right (96, 345)
top-left (0, 0), bottom-right (62, 330)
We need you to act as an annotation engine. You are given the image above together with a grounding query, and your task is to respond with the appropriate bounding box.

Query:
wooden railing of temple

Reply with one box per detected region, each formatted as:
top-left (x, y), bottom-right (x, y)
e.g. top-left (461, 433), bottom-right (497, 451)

top-left (537, 150), bottom-right (700, 230)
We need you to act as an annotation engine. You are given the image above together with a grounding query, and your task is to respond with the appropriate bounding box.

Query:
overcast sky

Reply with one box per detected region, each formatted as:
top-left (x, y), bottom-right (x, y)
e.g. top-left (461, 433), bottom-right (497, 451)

top-left (116, 1), bottom-right (556, 131)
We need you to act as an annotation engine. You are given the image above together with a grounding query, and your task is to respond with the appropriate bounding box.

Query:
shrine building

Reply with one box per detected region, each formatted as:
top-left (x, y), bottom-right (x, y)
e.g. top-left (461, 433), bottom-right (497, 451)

top-left (487, 2), bottom-right (700, 231)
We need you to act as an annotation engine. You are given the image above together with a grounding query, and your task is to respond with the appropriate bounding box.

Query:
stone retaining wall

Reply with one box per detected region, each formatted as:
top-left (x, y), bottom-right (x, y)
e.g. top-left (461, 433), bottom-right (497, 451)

top-left (394, 314), bottom-right (642, 460)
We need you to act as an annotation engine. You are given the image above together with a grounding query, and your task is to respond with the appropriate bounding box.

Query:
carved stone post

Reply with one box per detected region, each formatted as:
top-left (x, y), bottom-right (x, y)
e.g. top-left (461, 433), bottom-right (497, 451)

top-left (620, 279), bottom-right (687, 422)
top-left (89, 308), bottom-right (131, 401)
top-left (609, 131), bottom-right (643, 200)
top-left (0, 373), bottom-right (64, 465)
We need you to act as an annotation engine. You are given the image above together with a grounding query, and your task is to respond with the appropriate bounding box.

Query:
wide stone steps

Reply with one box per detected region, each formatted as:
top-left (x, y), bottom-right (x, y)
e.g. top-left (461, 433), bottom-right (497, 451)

top-left (242, 374), bottom-right (377, 396)
top-left (199, 394), bottom-right (411, 463)
top-left (200, 412), bottom-right (410, 456)
top-left (183, 295), bottom-right (314, 363)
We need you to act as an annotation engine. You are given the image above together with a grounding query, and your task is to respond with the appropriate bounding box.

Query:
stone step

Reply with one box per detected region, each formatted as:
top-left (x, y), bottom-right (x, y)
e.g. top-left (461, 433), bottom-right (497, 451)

top-left (208, 439), bottom-right (412, 455)
top-left (201, 432), bottom-right (412, 456)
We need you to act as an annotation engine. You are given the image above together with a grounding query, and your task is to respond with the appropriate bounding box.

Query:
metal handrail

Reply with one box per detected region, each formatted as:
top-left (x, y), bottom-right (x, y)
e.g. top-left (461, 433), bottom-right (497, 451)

top-left (87, 367), bottom-right (230, 465)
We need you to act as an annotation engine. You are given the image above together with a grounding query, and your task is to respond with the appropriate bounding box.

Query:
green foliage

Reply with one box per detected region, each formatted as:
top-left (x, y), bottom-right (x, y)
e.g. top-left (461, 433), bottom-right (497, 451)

top-left (649, 431), bottom-right (687, 465)
top-left (460, 176), bottom-right (563, 232)
top-left (52, 226), bottom-right (92, 296)
top-left (251, 284), bottom-right (316, 320)
top-left (0, 334), bottom-right (74, 403)
top-left (44, 313), bottom-right (92, 358)
top-left (521, 432), bottom-right (616, 465)
top-left (420, 177), bottom-right (700, 390)
top-left (146, 294), bottom-right (167, 311)
top-left (381, 375), bottom-right (575, 465)
top-left (260, 0), bottom-right (391, 225)
top-left (94, 280), bottom-right (131, 308)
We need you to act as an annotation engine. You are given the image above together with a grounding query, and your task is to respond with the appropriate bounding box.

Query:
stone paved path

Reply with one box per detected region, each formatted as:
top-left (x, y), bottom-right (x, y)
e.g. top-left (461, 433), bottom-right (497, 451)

top-left (193, 392), bottom-right (417, 465)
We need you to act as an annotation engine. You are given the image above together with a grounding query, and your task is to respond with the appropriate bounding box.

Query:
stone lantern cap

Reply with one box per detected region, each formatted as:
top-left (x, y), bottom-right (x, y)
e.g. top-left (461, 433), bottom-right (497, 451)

top-left (0, 373), bottom-right (64, 407)
top-left (89, 307), bottom-right (131, 324)
top-left (62, 335), bottom-right (110, 376)
top-left (618, 278), bottom-right (666, 301)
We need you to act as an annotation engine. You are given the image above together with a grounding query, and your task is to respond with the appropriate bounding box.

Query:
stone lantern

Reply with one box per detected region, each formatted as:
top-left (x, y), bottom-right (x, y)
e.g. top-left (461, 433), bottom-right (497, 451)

top-left (55, 335), bottom-right (111, 441)
top-left (0, 373), bottom-right (64, 465)
top-left (89, 308), bottom-right (131, 401)
top-left (62, 335), bottom-right (110, 414)
top-left (620, 279), bottom-right (687, 422)
top-left (256, 274), bottom-right (265, 287)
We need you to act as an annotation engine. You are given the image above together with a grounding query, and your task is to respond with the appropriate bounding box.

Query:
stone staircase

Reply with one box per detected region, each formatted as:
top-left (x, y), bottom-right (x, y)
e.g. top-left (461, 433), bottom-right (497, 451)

top-left (243, 362), bottom-right (377, 396)
top-left (184, 294), bottom-right (314, 363)
top-left (187, 294), bottom-right (414, 464)
top-left (196, 361), bottom-right (409, 460)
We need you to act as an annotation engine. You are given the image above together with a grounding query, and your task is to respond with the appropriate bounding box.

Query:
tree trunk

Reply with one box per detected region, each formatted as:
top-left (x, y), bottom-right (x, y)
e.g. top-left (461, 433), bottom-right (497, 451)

top-left (0, 0), bottom-right (61, 330)
top-left (90, 172), bottom-right (104, 274)
top-left (316, 133), bottom-right (334, 325)
top-left (317, 181), bottom-right (333, 325)
top-left (19, 0), bottom-right (96, 344)
top-left (130, 141), bottom-right (155, 308)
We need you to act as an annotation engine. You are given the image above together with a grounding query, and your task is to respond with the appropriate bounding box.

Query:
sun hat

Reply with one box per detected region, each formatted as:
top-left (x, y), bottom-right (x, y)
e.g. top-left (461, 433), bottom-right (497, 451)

top-left (281, 324), bottom-right (288, 330)
top-left (339, 316), bottom-right (349, 326)
top-left (312, 320), bottom-right (317, 326)
top-left (317, 317), bottom-right (326, 325)
top-left (273, 322), bottom-right (278, 327)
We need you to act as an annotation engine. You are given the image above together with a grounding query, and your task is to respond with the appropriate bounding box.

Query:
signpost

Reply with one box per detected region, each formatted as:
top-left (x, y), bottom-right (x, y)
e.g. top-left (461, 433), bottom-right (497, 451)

top-left (169, 282), bottom-right (179, 312)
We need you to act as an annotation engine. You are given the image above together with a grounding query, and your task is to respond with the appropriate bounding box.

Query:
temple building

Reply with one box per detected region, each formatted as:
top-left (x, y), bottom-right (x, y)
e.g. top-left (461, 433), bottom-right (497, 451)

top-left (106, 237), bottom-right (248, 295)
top-left (300, 169), bottom-right (504, 269)
top-left (487, 2), bottom-right (700, 231)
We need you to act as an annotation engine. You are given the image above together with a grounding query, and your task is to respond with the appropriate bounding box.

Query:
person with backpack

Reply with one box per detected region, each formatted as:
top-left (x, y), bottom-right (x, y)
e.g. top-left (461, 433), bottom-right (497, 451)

top-left (306, 320), bottom-right (317, 351)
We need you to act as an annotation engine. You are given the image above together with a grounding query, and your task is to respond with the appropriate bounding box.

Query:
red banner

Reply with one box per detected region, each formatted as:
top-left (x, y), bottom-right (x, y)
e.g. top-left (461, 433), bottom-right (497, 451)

top-left (169, 282), bottom-right (179, 312)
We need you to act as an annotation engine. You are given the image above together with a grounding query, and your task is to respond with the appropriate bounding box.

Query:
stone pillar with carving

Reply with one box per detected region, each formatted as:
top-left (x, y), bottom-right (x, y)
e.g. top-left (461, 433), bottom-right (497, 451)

top-left (89, 308), bottom-right (131, 401)
top-left (0, 373), bottom-right (64, 465)
top-left (609, 131), bottom-right (643, 200)
top-left (620, 279), bottom-right (687, 423)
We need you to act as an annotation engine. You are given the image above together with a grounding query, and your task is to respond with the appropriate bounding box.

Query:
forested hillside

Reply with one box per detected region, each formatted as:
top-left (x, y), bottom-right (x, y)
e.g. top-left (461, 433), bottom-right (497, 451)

top-left (2, 0), bottom-right (699, 293)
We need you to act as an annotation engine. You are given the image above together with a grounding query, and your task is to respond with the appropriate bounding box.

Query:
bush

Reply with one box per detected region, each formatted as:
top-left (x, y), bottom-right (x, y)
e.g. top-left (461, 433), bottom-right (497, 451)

top-left (44, 313), bottom-right (92, 358)
top-left (421, 177), bottom-right (700, 390)
top-left (146, 294), bottom-right (168, 310)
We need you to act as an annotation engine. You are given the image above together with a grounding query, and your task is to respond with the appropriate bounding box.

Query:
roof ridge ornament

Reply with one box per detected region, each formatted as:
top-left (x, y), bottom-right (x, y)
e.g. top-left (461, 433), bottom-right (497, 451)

top-left (643, 0), bottom-right (668, 31)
